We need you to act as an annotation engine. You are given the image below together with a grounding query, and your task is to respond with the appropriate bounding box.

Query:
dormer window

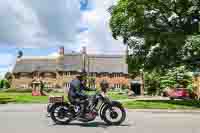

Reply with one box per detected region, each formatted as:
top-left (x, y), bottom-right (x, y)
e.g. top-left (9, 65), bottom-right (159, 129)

top-left (101, 73), bottom-right (107, 77)
top-left (20, 73), bottom-right (31, 78)
top-left (113, 73), bottom-right (121, 78)
top-left (66, 72), bottom-right (71, 76)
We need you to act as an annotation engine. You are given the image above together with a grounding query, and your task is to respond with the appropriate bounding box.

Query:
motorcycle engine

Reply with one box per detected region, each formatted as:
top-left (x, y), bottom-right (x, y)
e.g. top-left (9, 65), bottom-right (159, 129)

top-left (84, 111), bottom-right (97, 121)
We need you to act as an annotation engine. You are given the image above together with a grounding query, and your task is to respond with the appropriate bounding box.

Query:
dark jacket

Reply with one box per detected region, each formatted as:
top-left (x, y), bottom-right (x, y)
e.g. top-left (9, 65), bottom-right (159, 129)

top-left (68, 79), bottom-right (91, 103)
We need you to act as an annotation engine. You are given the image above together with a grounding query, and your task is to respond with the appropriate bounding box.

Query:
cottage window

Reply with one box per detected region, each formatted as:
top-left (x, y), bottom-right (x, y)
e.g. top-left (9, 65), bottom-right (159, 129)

top-left (66, 72), bottom-right (71, 76)
top-left (33, 72), bottom-right (39, 77)
top-left (21, 84), bottom-right (28, 89)
top-left (45, 83), bottom-right (52, 88)
top-left (114, 84), bottom-right (116, 88)
top-left (66, 82), bottom-right (71, 89)
top-left (115, 73), bottom-right (122, 78)
top-left (15, 74), bottom-right (20, 79)
top-left (91, 73), bottom-right (96, 77)
top-left (114, 84), bottom-right (121, 89)
top-left (101, 73), bottom-right (108, 77)
top-left (113, 73), bottom-right (119, 78)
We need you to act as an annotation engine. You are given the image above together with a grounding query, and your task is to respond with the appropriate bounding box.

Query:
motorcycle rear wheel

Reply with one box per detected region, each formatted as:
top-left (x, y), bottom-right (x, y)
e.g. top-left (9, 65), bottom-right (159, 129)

top-left (50, 104), bottom-right (73, 125)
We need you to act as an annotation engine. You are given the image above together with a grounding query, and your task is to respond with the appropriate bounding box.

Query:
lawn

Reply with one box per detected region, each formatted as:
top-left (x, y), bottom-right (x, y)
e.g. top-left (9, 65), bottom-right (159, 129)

top-left (0, 92), bottom-right (63, 104)
top-left (1, 91), bottom-right (200, 110)
top-left (122, 100), bottom-right (200, 109)
top-left (0, 91), bottom-right (128, 104)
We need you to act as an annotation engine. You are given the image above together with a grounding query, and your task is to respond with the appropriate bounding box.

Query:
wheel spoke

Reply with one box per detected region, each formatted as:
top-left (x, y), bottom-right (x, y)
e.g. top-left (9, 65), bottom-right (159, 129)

top-left (104, 105), bottom-right (125, 124)
top-left (51, 105), bottom-right (73, 123)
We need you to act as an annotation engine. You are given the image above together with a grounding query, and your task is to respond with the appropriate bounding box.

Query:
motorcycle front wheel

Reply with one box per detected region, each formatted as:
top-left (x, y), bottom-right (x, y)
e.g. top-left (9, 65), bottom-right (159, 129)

top-left (50, 104), bottom-right (73, 125)
top-left (102, 103), bottom-right (126, 125)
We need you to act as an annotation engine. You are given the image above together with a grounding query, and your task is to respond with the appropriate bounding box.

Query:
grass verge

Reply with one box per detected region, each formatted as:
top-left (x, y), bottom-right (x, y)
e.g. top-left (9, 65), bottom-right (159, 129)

top-left (1, 92), bottom-right (200, 110)
top-left (122, 100), bottom-right (200, 109)
top-left (0, 92), bottom-right (64, 104)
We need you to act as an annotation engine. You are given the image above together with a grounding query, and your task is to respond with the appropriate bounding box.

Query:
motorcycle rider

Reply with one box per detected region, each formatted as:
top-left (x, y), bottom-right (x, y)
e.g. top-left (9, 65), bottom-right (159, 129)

top-left (67, 71), bottom-right (94, 117)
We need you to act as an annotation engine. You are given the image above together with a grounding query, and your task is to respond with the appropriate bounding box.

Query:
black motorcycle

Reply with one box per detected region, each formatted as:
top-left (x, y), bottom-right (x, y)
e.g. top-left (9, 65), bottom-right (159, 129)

top-left (48, 89), bottom-right (126, 125)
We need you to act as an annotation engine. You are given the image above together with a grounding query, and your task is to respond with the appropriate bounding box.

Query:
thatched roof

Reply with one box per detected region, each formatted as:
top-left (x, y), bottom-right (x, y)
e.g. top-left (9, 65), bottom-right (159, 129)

top-left (12, 53), bottom-right (128, 74)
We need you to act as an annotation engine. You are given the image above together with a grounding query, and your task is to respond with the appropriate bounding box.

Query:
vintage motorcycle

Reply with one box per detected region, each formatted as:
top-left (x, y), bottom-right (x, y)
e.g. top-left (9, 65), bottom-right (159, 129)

top-left (48, 85), bottom-right (126, 125)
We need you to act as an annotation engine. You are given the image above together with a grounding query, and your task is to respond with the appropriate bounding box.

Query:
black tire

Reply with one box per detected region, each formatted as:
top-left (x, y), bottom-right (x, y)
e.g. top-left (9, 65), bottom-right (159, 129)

top-left (102, 103), bottom-right (126, 125)
top-left (50, 104), bottom-right (73, 125)
top-left (170, 97), bottom-right (174, 100)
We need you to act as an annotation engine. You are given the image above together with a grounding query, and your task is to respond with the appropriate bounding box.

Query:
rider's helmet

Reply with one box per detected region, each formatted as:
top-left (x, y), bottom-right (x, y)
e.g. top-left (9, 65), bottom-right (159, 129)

top-left (100, 79), bottom-right (109, 93)
top-left (76, 69), bottom-right (87, 83)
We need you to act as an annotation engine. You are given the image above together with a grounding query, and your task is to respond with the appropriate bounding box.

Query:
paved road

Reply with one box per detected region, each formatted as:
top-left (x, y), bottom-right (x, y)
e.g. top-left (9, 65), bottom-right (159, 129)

top-left (0, 104), bottom-right (200, 133)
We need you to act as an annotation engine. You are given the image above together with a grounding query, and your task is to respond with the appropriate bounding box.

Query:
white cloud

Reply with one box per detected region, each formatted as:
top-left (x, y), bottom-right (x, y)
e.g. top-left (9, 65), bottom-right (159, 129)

top-left (0, 0), bottom-right (81, 48)
top-left (77, 0), bottom-right (125, 54)
top-left (0, 0), bottom-right (125, 54)
top-left (48, 52), bottom-right (59, 57)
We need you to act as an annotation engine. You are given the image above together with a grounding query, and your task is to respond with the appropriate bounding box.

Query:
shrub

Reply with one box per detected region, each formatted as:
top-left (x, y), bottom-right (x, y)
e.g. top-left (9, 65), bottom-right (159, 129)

top-left (144, 71), bottom-right (160, 95)
top-left (43, 88), bottom-right (53, 93)
top-left (4, 80), bottom-right (10, 89)
top-left (0, 79), bottom-right (10, 89)
top-left (160, 79), bottom-right (176, 89)
top-left (144, 66), bottom-right (193, 95)
top-left (0, 80), bottom-right (4, 88)
top-left (121, 84), bottom-right (129, 90)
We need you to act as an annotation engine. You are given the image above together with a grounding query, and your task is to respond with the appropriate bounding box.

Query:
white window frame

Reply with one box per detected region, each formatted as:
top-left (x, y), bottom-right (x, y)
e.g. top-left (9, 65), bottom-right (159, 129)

top-left (66, 72), bottom-right (71, 76)
top-left (66, 83), bottom-right (70, 89)
top-left (114, 84), bottom-right (121, 89)
top-left (113, 73), bottom-right (121, 78)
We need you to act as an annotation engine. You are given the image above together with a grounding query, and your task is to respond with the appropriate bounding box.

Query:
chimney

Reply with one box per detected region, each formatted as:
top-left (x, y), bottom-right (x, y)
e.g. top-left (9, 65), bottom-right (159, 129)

top-left (82, 46), bottom-right (87, 54)
top-left (81, 46), bottom-right (87, 72)
top-left (59, 46), bottom-right (64, 56)
top-left (17, 50), bottom-right (23, 58)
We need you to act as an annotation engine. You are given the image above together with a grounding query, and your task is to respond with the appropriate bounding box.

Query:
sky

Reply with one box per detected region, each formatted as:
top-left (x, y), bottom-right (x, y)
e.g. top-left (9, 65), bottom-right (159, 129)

top-left (0, 0), bottom-right (125, 78)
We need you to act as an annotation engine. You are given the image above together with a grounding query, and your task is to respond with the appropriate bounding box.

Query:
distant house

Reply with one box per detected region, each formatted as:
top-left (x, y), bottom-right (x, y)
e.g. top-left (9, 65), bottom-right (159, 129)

top-left (11, 47), bottom-right (131, 91)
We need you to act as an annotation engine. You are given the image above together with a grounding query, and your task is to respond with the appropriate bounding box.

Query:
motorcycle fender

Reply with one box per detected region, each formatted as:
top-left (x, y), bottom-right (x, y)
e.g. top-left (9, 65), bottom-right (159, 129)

top-left (47, 102), bottom-right (70, 113)
top-left (110, 101), bottom-right (123, 107)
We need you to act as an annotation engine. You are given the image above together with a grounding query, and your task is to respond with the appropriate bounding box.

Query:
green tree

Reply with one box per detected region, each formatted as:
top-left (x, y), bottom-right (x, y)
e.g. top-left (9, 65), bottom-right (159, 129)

top-left (0, 79), bottom-right (10, 89)
top-left (160, 66), bottom-right (192, 89)
top-left (0, 80), bottom-right (4, 89)
top-left (3, 79), bottom-right (10, 89)
top-left (144, 66), bottom-right (192, 95)
top-left (4, 72), bottom-right (12, 81)
top-left (4, 72), bottom-right (12, 89)
top-left (110, 0), bottom-right (200, 73)
top-left (144, 71), bottom-right (161, 95)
